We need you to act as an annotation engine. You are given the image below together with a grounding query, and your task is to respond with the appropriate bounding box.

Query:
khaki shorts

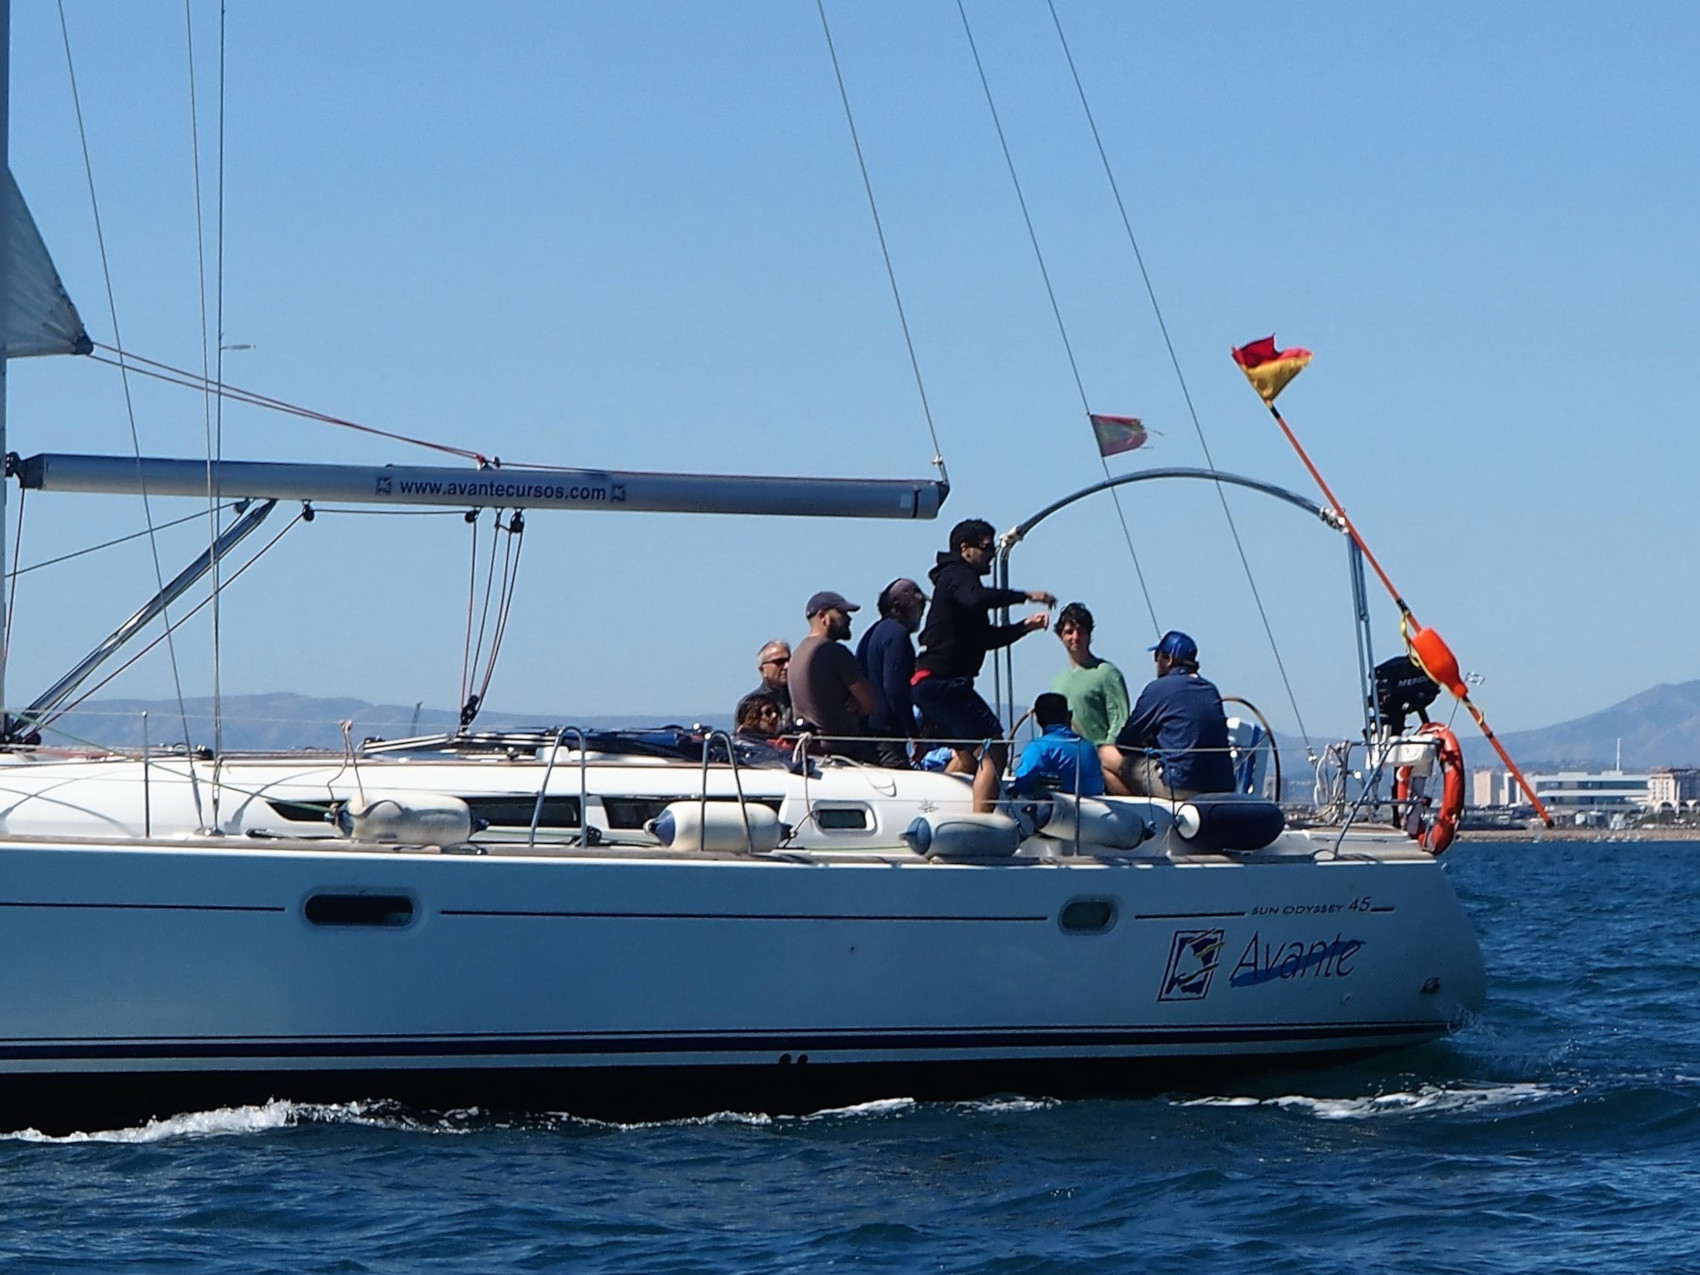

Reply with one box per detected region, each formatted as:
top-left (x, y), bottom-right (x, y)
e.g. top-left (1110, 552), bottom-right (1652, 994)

top-left (1116, 753), bottom-right (1198, 801)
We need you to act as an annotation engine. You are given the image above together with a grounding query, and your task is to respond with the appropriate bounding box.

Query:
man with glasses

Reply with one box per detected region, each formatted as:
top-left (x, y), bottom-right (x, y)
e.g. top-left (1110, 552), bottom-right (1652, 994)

top-left (749, 640), bottom-right (794, 723)
top-left (914, 518), bottom-right (1056, 812)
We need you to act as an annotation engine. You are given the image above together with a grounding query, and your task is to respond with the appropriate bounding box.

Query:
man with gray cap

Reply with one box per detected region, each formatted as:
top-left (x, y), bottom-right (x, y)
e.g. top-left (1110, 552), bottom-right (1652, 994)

top-left (855, 577), bottom-right (929, 768)
top-left (1100, 630), bottom-right (1234, 798)
top-left (790, 590), bottom-right (878, 762)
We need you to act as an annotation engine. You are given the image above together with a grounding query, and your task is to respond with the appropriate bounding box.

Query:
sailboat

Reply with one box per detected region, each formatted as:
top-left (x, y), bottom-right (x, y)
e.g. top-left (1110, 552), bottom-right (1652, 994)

top-left (0, 7), bottom-right (1489, 1134)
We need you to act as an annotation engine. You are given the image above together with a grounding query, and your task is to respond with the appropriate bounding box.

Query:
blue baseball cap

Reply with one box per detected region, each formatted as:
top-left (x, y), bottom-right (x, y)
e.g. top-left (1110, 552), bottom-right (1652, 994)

top-left (1150, 630), bottom-right (1198, 662)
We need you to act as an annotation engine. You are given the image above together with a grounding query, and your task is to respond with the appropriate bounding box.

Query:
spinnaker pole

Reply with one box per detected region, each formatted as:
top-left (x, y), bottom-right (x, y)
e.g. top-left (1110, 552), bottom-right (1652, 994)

top-left (1232, 336), bottom-right (1552, 826)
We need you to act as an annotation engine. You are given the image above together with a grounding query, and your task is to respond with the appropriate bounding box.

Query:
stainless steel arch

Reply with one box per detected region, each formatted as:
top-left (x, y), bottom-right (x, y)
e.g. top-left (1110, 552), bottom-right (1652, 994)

top-left (989, 468), bottom-right (1372, 759)
top-left (1002, 468), bottom-right (1333, 549)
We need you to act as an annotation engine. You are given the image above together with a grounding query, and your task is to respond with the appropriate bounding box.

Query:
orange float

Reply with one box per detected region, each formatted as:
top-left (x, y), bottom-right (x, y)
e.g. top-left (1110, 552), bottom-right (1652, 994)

top-left (1393, 722), bottom-right (1465, 856)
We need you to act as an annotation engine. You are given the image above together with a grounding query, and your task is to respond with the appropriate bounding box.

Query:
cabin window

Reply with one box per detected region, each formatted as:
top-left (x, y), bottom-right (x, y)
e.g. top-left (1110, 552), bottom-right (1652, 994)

top-left (1058, 898), bottom-right (1117, 934)
top-left (814, 805), bottom-right (871, 831)
top-left (602, 798), bottom-right (672, 830)
top-left (463, 796), bottom-right (581, 829)
top-left (266, 799), bottom-right (334, 824)
top-left (602, 797), bottom-right (782, 830)
top-left (305, 893), bottom-right (415, 928)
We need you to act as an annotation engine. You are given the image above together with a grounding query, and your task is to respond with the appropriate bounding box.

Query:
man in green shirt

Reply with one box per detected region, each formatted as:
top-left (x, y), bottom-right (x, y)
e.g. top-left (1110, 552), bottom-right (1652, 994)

top-left (1050, 602), bottom-right (1129, 745)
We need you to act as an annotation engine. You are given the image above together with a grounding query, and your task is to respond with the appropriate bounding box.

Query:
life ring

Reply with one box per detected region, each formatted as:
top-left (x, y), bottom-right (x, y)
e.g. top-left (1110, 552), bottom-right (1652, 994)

top-left (1393, 722), bottom-right (1464, 855)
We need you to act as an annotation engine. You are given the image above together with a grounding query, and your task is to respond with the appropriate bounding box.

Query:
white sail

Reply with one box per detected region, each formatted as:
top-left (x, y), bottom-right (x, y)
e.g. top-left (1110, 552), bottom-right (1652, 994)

top-left (4, 169), bottom-right (89, 359)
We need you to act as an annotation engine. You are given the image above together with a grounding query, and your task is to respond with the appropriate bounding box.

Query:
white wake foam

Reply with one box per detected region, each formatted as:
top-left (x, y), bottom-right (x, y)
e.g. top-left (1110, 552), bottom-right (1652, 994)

top-left (953, 1096), bottom-right (1060, 1114)
top-left (4, 1099), bottom-right (302, 1144)
top-left (1179, 1081), bottom-right (1563, 1120)
top-left (0, 1097), bottom-right (492, 1143)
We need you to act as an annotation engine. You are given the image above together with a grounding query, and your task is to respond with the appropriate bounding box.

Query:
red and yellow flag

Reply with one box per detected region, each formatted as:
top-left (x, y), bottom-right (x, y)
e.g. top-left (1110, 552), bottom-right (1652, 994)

top-left (1232, 336), bottom-right (1312, 404)
top-left (1089, 413), bottom-right (1148, 457)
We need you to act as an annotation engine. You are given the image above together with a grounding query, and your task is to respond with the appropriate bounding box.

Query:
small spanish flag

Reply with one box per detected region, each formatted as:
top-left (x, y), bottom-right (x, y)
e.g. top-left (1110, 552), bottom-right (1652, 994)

top-left (1232, 336), bottom-right (1312, 404)
top-left (1089, 413), bottom-right (1147, 457)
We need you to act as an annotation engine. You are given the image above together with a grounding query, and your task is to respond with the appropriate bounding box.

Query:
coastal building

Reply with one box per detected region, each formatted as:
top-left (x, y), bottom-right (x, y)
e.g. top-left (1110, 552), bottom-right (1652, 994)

top-left (1524, 770), bottom-right (1652, 821)
top-left (1470, 769), bottom-right (1510, 808)
top-left (1647, 767), bottom-right (1700, 812)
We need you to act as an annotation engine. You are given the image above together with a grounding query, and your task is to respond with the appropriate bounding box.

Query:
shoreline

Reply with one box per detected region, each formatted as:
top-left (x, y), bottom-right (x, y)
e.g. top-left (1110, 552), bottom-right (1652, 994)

top-left (1455, 826), bottom-right (1700, 843)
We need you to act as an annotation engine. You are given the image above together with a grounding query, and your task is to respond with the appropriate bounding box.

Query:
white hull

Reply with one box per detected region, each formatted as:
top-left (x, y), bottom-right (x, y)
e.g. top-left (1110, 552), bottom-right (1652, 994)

top-left (0, 746), bottom-right (1483, 1130)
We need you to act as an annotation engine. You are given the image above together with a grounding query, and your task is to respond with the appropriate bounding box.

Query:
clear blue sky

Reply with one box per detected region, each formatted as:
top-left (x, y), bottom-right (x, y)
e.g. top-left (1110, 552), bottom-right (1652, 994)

top-left (6, 2), bottom-right (1697, 742)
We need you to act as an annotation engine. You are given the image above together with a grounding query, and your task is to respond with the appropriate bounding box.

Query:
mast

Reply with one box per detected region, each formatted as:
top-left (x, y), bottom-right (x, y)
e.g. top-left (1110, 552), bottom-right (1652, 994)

top-left (1, 0), bottom-right (12, 723)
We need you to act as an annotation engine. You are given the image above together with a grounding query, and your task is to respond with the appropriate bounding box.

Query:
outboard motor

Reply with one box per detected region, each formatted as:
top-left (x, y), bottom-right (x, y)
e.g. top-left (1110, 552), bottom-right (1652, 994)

top-left (1373, 654), bottom-right (1440, 734)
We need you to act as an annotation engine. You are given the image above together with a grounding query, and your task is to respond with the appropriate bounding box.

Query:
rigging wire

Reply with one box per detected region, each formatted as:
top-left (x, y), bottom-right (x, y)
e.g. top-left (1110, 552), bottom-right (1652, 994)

top-left (470, 513), bottom-right (525, 724)
top-left (459, 510), bottom-right (525, 729)
top-left (459, 511), bottom-right (484, 721)
top-left (6, 501), bottom-right (244, 577)
top-left (39, 509), bottom-right (305, 728)
top-left (1043, 0), bottom-right (1315, 761)
top-left (3, 490), bottom-right (24, 669)
top-left (953, 0), bottom-right (1159, 635)
top-left (56, 0), bottom-right (202, 801)
top-left (86, 345), bottom-right (490, 463)
top-left (814, 0), bottom-right (948, 484)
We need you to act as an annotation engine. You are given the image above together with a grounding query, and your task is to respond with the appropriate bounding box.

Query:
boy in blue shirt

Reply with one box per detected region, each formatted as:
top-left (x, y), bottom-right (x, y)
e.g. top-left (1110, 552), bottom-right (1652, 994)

top-left (1010, 693), bottom-right (1105, 797)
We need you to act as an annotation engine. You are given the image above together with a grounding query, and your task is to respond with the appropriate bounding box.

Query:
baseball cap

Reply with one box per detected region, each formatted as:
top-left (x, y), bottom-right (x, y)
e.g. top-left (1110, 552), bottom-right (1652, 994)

top-left (1150, 630), bottom-right (1198, 662)
top-left (806, 590), bottom-right (860, 617)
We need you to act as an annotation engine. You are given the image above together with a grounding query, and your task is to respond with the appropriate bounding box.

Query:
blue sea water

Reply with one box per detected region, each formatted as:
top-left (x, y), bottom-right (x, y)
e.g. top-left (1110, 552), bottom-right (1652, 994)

top-left (3, 840), bottom-right (1698, 1274)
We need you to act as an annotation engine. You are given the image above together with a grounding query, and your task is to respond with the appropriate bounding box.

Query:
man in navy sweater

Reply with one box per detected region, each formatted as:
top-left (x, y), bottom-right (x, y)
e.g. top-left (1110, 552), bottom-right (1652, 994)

top-left (914, 518), bottom-right (1055, 812)
top-left (1100, 630), bottom-right (1234, 799)
top-left (855, 578), bottom-right (929, 768)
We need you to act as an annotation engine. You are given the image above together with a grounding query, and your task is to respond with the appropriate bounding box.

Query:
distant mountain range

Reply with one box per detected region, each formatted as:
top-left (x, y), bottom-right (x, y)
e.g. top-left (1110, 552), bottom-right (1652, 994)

top-left (1462, 680), bottom-right (1700, 773)
top-left (41, 693), bottom-right (712, 753)
top-left (36, 680), bottom-right (1700, 774)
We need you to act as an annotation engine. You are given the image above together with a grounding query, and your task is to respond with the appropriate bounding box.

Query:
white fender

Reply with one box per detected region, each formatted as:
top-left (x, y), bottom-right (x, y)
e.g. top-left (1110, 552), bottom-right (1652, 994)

top-left (337, 793), bottom-right (473, 845)
top-left (647, 801), bottom-right (783, 852)
top-left (1036, 794), bottom-right (1153, 849)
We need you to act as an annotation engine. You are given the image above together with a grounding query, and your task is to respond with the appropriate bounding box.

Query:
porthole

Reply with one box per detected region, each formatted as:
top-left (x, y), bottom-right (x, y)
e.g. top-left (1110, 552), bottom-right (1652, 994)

top-left (815, 806), bottom-right (871, 831)
top-left (305, 893), bottom-right (415, 928)
top-left (1058, 898), bottom-right (1117, 934)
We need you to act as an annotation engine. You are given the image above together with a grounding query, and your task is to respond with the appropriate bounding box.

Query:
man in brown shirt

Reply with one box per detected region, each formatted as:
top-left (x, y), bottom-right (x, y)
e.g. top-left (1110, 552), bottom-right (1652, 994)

top-left (789, 590), bottom-right (877, 763)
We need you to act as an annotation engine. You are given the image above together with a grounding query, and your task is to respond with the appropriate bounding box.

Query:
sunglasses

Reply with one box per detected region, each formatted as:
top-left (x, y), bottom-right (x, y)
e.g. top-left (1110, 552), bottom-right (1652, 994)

top-left (763, 656), bottom-right (789, 667)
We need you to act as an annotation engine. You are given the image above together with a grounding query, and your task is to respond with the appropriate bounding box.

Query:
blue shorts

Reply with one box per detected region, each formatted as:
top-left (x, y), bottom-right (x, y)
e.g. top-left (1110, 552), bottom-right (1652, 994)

top-left (913, 676), bottom-right (1004, 748)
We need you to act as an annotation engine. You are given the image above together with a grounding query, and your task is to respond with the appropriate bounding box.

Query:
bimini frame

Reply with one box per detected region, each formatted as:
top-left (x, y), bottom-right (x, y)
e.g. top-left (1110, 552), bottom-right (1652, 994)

top-left (989, 467), bottom-right (1386, 784)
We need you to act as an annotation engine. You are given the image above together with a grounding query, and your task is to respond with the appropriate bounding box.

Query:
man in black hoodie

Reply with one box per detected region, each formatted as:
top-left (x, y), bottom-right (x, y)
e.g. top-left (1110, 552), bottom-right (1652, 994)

top-left (913, 518), bottom-right (1056, 812)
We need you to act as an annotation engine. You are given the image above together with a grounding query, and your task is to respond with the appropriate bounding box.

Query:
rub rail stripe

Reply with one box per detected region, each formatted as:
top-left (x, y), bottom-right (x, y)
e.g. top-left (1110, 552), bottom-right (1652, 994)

top-left (0, 1022), bottom-right (1450, 1063)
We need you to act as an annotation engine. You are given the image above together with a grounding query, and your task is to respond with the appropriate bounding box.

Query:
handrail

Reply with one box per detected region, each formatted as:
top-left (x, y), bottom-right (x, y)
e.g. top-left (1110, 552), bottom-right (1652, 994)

top-left (529, 726), bottom-right (589, 847)
top-left (700, 729), bottom-right (756, 854)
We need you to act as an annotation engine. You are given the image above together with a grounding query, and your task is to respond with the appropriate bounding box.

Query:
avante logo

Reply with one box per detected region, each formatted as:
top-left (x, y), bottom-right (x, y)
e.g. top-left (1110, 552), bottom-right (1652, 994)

top-left (374, 474), bottom-right (392, 495)
top-left (1228, 931), bottom-right (1362, 988)
top-left (1159, 928), bottom-right (1225, 1002)
top-left (611, 483), bottom-right (627, 503)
